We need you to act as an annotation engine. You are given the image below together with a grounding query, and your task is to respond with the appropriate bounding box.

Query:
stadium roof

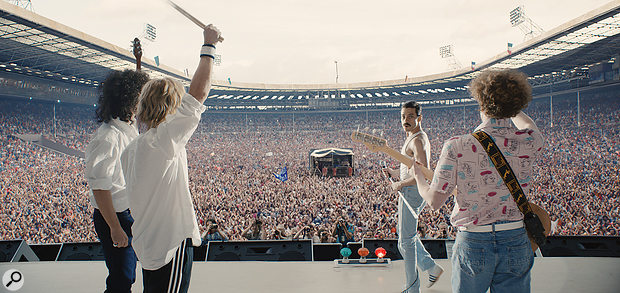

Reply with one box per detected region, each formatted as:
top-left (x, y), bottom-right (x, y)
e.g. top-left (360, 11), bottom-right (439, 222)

top-left (0, 1), bottom-right (189, 88)
top-left (0, 0), bottom-right (619, 107)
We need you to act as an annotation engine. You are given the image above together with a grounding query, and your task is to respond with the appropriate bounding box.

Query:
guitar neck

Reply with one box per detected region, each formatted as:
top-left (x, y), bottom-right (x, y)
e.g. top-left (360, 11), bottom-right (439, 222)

top-left (381, 147), bottom-right (435, 181)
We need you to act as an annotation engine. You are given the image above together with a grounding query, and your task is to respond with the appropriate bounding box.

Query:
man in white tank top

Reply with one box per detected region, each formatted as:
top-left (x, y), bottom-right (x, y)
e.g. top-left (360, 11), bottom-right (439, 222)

top-left (383, 101), bottom-right (443, 292)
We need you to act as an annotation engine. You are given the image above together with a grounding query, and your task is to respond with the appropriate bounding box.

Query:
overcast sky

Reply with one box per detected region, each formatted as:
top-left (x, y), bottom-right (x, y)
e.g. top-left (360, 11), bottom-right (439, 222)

top-left (26, 0), bottom-right (610, 84)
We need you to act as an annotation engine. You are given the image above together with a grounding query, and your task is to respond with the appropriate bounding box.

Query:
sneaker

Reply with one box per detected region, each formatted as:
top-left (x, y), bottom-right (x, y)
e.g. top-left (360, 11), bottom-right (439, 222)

top-left (426, 264), bottom-right (444, 288)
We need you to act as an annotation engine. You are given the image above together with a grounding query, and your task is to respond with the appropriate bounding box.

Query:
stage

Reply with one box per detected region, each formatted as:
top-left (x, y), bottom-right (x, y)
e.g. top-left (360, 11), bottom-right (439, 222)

top-left (2, 257), bottom-right (619, 292)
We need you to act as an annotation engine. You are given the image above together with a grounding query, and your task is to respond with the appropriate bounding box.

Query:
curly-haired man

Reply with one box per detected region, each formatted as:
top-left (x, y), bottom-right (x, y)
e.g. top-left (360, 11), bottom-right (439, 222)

top-left (85, 45), bottom-right (149, 293)
top-left (411, 69), bottom-right (544, 292)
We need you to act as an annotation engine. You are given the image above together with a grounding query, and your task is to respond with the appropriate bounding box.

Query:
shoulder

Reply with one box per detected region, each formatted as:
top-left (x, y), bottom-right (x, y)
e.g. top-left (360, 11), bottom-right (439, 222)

top-left (86, 128), bottom-right (118, 152)
top-left (443, 135), bottom-right (465, 147)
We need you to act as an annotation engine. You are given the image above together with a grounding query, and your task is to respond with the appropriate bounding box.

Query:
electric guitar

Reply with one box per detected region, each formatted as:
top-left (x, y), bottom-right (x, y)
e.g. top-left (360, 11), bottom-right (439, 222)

top-left (351, 130), bottom-right (550, 251)
top-left (132, 37), bottom-right (142, 71)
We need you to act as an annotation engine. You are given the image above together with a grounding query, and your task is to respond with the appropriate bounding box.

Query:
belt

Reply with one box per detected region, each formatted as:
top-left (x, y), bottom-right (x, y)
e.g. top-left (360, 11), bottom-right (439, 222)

top-left (458, 220), bottom-right (524, 232)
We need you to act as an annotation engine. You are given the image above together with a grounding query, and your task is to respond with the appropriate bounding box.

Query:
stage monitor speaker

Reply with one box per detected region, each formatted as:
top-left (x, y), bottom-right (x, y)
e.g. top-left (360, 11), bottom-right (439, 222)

top-left (421, 239), bottom-right (448, 259)
top-left (193, 245), bottom-right (208, 261)
top-left (362, 239), bottom-right (402, 260)
top-left (541, 236), bottom-right (620, 257)
top-left (312, 243), bottom-right (342, 261)
top-left (30, 244), bottom-right (62, 261)
top-left (206, 240), bottom-right (312, 261)
top-left (0, 240), bottom-right (39, 262)
top-left (56, 242), bottom-right (105, 261)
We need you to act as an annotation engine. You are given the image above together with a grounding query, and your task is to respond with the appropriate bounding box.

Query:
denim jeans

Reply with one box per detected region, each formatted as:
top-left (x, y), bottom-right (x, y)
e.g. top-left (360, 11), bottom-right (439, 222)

top-left (451, 223), bottom-right (534, 293)
top-left (93, 208), bottom-right (137, 293)
top-left (398, 186), bottom-right (438, 293)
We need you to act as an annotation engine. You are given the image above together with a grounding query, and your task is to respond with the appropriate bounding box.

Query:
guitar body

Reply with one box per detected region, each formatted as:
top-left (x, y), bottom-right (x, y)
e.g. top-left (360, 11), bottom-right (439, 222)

top-left (529, 202), bottom-right (551, 252)
top-left (351, 130), bottom-right (552, 252)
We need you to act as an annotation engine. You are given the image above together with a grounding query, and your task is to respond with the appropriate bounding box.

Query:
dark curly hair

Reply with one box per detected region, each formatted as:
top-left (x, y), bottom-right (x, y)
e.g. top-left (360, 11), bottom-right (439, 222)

top-left (468, 70), bottom-right (532, 118)
top-left (96, 69), bottom-right (149, 123)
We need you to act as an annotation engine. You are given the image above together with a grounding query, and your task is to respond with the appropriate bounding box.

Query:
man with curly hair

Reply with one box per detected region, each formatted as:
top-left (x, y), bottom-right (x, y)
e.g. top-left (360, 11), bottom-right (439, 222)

top-left (85, 44), bottom-right (149, 293)
top-left (410, 69), bottom-right (544, 292)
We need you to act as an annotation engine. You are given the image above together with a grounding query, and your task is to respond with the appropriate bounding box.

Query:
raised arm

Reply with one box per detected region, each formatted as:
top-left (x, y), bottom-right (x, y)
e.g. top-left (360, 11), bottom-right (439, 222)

top-left (188, 24), bottom-right (222, 103)
top-left (511, 111), bottom-right (539, 132)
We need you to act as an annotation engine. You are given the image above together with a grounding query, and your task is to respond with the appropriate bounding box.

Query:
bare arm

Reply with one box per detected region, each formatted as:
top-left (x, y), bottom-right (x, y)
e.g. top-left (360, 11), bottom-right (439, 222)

top-left (395, 137), bottom-right (429, 189)
top-left (511, 111), bottom-right (539, 132)
top-left (188, 25), bottom-right (222, 103)
top-left (411, 163), bottom-right (451, 210)
top-left (92, 190), bottom-right (128, 247)
top-left (218, 229), bottom-right (229, 240)
top-left (241, 225), bottom-right (251, 239)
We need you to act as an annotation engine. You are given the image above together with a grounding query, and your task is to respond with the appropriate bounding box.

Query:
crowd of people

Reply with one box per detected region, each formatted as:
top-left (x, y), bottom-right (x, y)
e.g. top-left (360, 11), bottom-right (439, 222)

top-left (0, 94), bottom-right (618, 244)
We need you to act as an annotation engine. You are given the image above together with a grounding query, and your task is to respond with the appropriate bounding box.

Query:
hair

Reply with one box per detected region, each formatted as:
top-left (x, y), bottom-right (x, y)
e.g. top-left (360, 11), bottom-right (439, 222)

top-left (95, 69), bottom-right (149, 123)
top-left (137, 77), bottom-right (185, 129)
top-left (469, 70), bottom-right (532, 118)
top-left (401, 101), bottom-right (421, 116)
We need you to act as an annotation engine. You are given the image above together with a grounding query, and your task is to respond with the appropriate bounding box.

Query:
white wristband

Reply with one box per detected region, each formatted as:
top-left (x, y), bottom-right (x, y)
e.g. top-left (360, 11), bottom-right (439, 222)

top-left (200, 44), bottom-right (216, 59)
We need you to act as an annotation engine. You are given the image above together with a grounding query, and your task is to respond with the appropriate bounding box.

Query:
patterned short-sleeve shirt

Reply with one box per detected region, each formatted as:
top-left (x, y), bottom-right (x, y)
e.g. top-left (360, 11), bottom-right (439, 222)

top-left (429, 118), bottom-right (544, 228)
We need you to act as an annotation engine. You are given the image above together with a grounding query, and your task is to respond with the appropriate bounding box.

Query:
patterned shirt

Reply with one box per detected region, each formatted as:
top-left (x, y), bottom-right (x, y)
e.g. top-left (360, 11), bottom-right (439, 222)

top-left (429, 118), bottom-right (544, 228)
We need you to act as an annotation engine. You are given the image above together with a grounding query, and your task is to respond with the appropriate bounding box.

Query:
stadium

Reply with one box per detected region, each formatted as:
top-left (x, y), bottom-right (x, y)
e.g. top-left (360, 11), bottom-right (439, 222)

top-left (0, 0), bottom-right (619, 292)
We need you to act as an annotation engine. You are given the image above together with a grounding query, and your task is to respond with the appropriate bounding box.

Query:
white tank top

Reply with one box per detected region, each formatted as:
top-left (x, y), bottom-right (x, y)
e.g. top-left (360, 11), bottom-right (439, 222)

top-left (399, 130), bottom-right (431, 180)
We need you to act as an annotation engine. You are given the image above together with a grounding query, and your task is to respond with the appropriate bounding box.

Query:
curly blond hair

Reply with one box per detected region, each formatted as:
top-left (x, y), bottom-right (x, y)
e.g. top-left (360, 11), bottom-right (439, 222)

top-left (469, 70), bottom-right (532, 118)
top-left (137, 78), bottom-right (185, 129)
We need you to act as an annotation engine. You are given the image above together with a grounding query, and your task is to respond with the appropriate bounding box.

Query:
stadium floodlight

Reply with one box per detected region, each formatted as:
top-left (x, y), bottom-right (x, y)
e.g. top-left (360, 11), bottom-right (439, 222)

top-left (214, 54), bottom-right (222, 66)
top-left (440, 45), bottom-right (462, 70)
top-left (510, 6), bottom-right (525, 27)
top-left (439, 45), bottom-right (453, 59)
top-left (144, 24), bottom-right (157, 42)
top-left (9, 0), bottom-right (34, 11)
top-left (509, 6), bottom-right (544, 41)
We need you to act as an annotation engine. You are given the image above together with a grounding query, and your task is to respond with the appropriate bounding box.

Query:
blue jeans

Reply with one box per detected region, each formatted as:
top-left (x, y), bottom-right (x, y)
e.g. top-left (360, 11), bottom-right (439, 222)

top-left (93, 208), bottom-right (137, 293)
top-left (398, 186), bottom-right (438, 293)
top-left (452, 223), bottom-right (534, 293)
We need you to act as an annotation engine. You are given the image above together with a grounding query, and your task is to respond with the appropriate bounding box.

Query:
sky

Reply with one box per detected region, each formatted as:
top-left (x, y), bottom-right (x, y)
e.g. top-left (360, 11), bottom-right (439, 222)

top-left (22, 0), bottom-right (612, 85)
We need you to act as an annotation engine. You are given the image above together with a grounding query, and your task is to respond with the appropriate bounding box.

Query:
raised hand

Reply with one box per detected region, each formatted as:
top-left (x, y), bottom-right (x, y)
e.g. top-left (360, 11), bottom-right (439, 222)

top-left (204, 24), bottom-right (223, 45)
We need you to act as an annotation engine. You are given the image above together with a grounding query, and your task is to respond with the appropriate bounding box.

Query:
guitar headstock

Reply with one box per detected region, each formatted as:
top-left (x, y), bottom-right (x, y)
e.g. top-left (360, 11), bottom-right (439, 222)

top-left (132, 38), bottom-right (142, 59)
top-left (351, 131), bottom-right (388, 153)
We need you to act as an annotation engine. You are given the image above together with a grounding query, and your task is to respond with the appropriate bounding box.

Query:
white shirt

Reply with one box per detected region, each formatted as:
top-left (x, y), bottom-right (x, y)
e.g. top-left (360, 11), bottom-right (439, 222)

top-left (84, 118), bottom-right (139, 212)
top-left (121, 93), bottom-right (205, 270)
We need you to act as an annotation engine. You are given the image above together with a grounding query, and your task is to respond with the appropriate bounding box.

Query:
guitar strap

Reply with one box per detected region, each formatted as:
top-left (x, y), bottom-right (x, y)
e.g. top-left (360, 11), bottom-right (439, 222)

top-left (471, 130), bottom-right (546, 248)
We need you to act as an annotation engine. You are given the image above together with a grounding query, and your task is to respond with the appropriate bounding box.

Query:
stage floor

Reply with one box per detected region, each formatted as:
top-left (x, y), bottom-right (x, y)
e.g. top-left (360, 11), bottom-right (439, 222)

top-left (2, 257), bottom-right (619, 292)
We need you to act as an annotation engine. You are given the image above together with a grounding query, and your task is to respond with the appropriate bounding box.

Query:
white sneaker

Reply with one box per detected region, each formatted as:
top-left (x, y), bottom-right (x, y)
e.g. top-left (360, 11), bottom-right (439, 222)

top-left (426, 264), bottom-right (444, 288)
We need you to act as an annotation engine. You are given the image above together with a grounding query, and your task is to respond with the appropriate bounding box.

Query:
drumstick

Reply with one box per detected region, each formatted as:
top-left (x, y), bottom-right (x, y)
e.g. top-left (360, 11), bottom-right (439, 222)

top-left (166, 0), bottom-right (224, 41)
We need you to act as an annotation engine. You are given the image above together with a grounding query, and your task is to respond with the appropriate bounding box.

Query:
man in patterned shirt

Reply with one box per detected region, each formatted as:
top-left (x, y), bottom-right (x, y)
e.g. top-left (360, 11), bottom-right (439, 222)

top-left (410, 70), bottom-right (544, 293)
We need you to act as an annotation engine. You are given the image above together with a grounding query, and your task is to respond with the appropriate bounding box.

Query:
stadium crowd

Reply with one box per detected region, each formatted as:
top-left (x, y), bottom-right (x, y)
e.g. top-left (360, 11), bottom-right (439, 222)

top-left (0, 94), bottom-right (618, 244)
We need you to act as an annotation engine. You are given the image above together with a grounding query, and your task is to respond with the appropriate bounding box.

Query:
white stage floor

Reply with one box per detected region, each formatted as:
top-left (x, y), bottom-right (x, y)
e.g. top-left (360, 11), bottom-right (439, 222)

top-left (2, 258), bottom-right (620, 292)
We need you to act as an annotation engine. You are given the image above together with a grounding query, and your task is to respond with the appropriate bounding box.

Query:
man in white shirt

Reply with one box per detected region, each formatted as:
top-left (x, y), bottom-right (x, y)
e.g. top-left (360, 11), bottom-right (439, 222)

top-left (121, 25), bottom-right (222, 293)
top-left (84, 52), bottom-right (149, 291)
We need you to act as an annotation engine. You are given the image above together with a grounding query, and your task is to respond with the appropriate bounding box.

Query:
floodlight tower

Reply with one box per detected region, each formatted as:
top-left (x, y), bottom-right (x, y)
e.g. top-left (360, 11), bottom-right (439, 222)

top-left (142, 23), bottom-right (157, 42)
top-left (439, 45), bottom-right (462, 70)
top-left (510, 6), bottom-right (544, 41)
top-left (8, 0), bottom-right (33, 11)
